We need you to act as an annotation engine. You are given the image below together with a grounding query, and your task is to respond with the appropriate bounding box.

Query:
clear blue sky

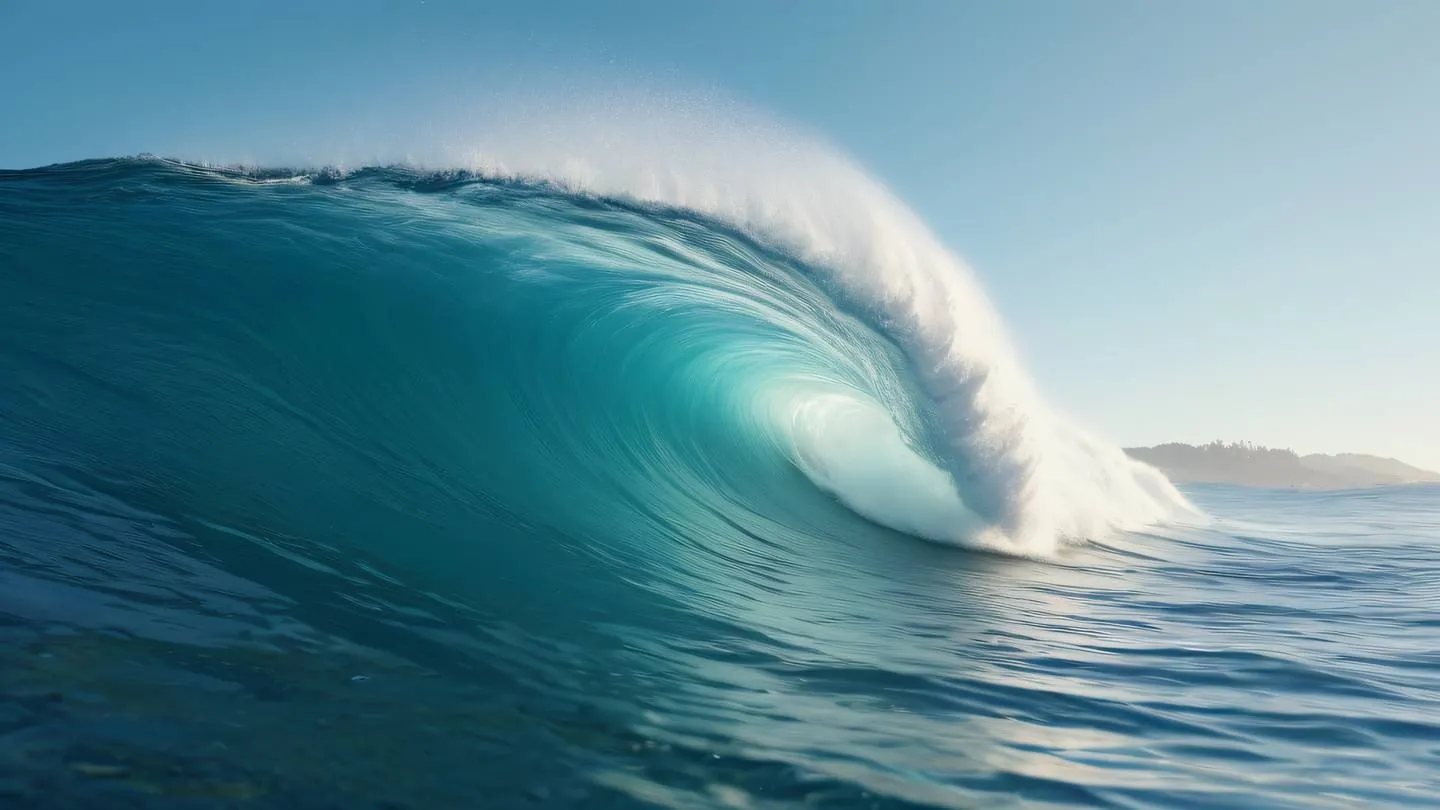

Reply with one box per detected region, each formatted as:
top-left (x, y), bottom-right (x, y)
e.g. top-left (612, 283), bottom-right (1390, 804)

top-left (4, 1), bottom-right (1437, 468)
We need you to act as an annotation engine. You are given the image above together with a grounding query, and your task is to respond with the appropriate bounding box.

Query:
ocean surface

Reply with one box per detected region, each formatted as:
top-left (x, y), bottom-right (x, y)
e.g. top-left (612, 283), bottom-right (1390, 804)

top-left (1, 158), bottom-right (1437, 809)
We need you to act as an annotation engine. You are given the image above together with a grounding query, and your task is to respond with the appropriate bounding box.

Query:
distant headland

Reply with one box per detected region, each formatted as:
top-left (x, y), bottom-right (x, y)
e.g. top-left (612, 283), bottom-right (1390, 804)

top-left (1124, 441), bottom-right (1440, 490)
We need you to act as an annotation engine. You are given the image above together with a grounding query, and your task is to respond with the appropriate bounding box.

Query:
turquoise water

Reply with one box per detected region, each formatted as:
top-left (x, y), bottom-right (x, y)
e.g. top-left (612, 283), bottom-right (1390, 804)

top-left (1, 159), bottom-right (1437, 808)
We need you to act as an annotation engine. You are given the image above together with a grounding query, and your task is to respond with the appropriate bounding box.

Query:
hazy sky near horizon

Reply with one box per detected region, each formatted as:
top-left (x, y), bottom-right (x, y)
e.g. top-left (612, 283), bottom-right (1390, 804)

top-left (3, 1), bottom-right (1437, 468)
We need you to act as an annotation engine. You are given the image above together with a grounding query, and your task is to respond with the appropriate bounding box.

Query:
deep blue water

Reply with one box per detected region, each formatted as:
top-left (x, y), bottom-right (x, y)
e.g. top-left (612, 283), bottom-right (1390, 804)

top-left (0, 159), bottom-right (1436, 809)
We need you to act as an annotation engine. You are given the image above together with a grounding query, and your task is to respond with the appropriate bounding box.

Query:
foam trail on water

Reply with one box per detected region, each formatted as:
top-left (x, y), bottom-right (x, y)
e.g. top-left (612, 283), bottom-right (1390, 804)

top-left (200, 90), bottom-right (1192, 554)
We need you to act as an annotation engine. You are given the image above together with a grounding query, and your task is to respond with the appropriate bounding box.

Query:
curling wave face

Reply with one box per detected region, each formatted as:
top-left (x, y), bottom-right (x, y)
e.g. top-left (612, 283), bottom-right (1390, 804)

top-left (410, 108), bottom-right (1195, 554)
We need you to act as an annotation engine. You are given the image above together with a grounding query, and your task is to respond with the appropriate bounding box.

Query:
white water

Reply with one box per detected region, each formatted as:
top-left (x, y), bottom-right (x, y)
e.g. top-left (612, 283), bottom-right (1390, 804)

top-left (197, 90), bottom-right (1193, 555)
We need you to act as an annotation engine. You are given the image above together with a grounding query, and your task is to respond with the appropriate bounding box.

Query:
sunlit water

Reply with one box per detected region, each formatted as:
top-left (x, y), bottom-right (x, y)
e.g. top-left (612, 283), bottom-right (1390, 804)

top-left (1, 159), bottom-right (1435, 809)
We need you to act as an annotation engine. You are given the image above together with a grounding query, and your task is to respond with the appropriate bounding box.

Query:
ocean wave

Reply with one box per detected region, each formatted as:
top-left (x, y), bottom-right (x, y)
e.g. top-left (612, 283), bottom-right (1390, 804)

top-left (3, 131), bottom-right (1188, 559)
